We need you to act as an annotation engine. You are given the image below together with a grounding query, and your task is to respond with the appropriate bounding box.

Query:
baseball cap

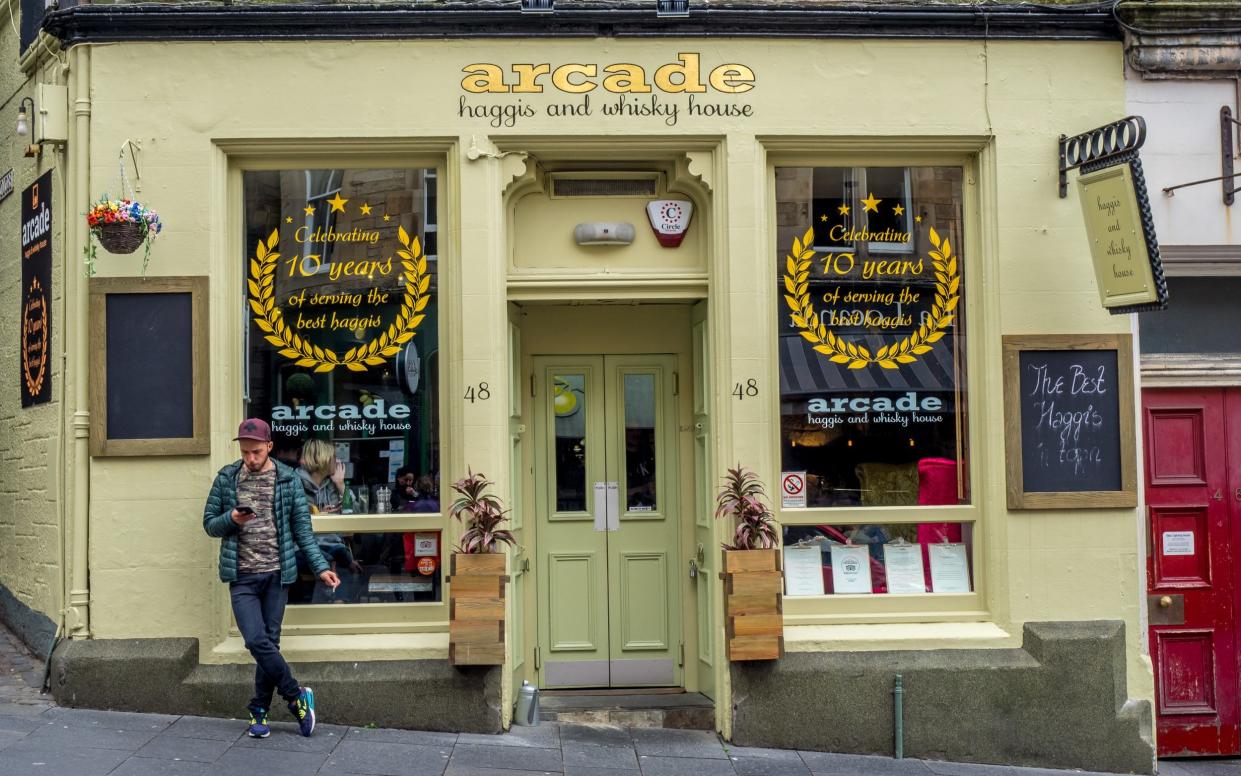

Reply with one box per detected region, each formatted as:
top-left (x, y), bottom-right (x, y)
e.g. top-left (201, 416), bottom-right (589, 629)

top-left (233, 418), bottom-right (272, 442)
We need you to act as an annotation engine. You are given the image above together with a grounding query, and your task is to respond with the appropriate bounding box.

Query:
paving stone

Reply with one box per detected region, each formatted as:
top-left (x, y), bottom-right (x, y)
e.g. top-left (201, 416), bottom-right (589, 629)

top-left (922, 761), bottom-right (1119, 776)
top-left (45, 707), bottom-right (177, 731)
top-left (205, 746), bottom-right (329, 775)
top-left (727, 745), bottom-right (812, 776)
top-left (564, 767), bottom-right (640, 776)
top-left (451, 742), bottom-right (564, 772)
top-left (162, 716), bottom-right (246, 742)
top-left (800, 751), bottom-right (934, 775)
top-left (135, 733), bottom-right (234, 762)
top-left (444, 767), bottom-right (560, 776)
top-left (231, 721), bottom-right (346, 753)
top-left (0, 729), bottom-right (28, 752)
top-left (25, 718), bottom-right (163, 750)
top-left (458, 724), bottom-right (561, 749)
top-left (560, 724), bottom-right (634, 748)
top-left (0, 711), bottom-right (46, 734)
top-left (324, 740), bottom-right (454, 775)
top-left (631, 728), bottom-right (727, 759)
top-left (0, 741), bottom-right (132, 775)
top-left (347, 726), bottom-right (460, 747)
top-left (564, 741), bottom-right (640, 770)
top-left (637, 754), bottom-right (737, 775)
top-left (110, 756), bottom-right (212, 776)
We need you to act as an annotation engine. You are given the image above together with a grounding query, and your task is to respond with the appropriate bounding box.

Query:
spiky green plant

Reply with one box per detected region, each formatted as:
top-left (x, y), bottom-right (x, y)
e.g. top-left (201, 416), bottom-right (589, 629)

top-left (714, 465), bottom-right (779, 551)
top-left (449, 470), bottom-right (515, 554)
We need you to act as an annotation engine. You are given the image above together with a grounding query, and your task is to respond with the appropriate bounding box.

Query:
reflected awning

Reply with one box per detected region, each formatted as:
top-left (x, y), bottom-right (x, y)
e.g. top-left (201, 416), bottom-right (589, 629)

top-left (778, 333), bottom-right (958, 397)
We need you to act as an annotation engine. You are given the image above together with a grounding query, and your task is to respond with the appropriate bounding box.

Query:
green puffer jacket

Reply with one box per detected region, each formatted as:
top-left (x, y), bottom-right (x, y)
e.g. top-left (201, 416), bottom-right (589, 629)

top-left (202, 459), bottom-right (330, 584)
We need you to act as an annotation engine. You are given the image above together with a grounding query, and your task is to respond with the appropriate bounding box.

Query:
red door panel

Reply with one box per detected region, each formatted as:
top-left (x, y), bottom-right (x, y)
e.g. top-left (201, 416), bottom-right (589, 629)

top-left (1144, 388), bottom-right (1237, 757)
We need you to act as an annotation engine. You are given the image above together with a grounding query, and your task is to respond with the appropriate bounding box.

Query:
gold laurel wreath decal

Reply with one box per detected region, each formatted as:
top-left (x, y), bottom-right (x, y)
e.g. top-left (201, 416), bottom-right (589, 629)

top-left (782, 226), bottom-right (960, 370)
top-left (247, 226), bottom-right (429, 373)
top-left (22, 281), bottom-right (48, 397)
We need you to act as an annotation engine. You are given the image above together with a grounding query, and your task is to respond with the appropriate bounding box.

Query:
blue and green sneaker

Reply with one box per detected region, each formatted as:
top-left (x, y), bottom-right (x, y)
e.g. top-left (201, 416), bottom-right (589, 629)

top-left (288, 686), bottom-right (315, 737)
top-left (246, 708), bottom-right (270, 738)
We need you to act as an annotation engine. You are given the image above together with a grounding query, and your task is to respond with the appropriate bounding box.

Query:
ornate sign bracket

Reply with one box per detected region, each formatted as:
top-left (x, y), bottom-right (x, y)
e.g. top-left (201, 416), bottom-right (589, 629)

top-left (1058, 115), bottom-right (1147, 198)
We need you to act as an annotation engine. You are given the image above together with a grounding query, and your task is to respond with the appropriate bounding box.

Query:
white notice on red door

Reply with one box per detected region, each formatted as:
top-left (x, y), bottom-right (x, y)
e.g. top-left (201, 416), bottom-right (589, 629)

top-left (781, 471), bottom-right (807, 509)
top-left (1162, 531), bottom-right (1195, 557)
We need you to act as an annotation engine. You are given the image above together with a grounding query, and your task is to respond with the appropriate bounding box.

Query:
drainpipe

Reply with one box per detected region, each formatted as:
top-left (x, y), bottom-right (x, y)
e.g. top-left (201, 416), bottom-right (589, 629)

top-left (63, 43), bottom-right (91, 639)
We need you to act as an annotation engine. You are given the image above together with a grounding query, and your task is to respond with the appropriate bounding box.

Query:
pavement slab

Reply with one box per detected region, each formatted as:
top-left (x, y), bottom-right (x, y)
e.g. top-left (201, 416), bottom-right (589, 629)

top-left (799, 751), bottom-right (936, 775)
top-left (727, 745), bottom-right (813, 776)
top-left (631, 728), bottom-right (728, 759)
top-left (0, 740), bottom-right (134, 775)
top-left (347, 726), bottom-right (461, 748)
top-left (637, 753), bottom-right (738, 775)
top-left (161, 715), bottom-right (246, 742)
top-left (559, 723), bottom-right (634, 748)
top-left (563, 740), bottom-right (642, 770)
top-left (451, 741), bottom-right (565, 772)
top-left (324, 739), bottom-right (455, 775)
top-left (109, 756), bottom-right (213, 776)
top-left (134, 733), bottom-right (235, 762)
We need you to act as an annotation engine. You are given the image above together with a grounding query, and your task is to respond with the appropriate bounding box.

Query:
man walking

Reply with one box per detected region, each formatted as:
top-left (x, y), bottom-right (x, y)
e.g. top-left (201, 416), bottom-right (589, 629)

top-left (202, 419), bottom-right (340, 738)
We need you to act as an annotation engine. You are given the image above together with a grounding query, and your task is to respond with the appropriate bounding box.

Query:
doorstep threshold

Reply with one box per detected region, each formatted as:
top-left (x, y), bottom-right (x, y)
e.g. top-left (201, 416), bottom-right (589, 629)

top-left (538, 690), bottom-right (714, 730)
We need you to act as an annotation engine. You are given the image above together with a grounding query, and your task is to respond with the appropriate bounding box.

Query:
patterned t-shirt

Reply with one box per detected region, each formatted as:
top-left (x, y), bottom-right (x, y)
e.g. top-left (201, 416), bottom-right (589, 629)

top-left (236, 465), bottom-right (280, 574)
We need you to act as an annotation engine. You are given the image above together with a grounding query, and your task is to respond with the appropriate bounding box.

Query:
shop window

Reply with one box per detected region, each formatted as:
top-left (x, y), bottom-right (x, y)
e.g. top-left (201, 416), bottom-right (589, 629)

top-left (286, 529), bottom-right (443, 605)
top-left (776, 165), bottom-right (968, 509)
top-left (782, 523), bottom-right (973, 596)
top-left (243, 168), bottom-right (442, 604)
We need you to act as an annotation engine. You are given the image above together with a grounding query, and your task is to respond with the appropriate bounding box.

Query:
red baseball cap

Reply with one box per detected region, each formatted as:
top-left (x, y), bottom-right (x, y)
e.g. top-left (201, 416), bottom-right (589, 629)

top-left (233, 418), bottom-right (272, 442)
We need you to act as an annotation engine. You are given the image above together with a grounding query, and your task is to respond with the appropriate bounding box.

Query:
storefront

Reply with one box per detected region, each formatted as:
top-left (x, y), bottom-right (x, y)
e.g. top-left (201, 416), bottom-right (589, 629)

top-left (1, 4), bottom-right (1154, 771)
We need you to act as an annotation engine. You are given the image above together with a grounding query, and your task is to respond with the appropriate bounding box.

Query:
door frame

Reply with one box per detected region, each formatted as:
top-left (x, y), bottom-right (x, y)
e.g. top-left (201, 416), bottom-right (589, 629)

top-left (510, 304), bottom-right (707, 693)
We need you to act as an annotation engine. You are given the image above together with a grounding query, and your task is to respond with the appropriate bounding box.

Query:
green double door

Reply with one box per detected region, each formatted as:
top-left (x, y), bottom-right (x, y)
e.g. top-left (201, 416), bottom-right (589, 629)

top-left (534, 355), bottom-right (682, 688)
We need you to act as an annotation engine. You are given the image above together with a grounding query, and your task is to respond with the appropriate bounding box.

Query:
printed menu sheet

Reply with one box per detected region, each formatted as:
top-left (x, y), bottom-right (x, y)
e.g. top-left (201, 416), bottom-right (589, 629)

top-left (783, 546), bottom-right (825, 597)
top-left (883, 542), bottom-right (927, 594)
top-left (928, 543), bottom-right (971, 593)
top-left (830, 544), bottom-right (873, 594)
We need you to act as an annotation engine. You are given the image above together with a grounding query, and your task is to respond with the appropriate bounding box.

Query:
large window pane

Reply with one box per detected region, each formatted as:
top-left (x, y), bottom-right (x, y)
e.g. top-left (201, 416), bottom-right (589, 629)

top-left (776, 166), bottom-right (969, 508)
top-left (243, 168), bottom-right (440, 518)
top-left (553, 373), bottom-right (587, 512)
top-left (288, 529), bottom-right (443, 604)
top-left (782, 524), bottom-right (974, 596)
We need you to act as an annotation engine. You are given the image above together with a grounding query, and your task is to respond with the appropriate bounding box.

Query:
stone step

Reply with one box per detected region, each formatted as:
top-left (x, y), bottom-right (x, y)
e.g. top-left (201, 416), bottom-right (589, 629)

top-left (536, 690), bottom-right (714, 730)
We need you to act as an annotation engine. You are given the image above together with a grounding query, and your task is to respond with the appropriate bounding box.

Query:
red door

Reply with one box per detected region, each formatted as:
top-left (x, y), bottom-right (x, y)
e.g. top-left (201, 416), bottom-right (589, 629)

top-left (1144, 388), bottom-right (1238, 756)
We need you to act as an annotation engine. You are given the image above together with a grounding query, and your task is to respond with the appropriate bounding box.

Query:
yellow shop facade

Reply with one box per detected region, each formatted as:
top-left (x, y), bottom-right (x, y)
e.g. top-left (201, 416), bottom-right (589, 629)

top-left (0, 4), bottom-right (1155, 771)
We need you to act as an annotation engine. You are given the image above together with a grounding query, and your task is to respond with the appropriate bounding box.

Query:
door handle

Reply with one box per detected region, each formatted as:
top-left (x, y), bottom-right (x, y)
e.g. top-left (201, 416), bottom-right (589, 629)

top-left (593, 482), bottom-right (607, 531)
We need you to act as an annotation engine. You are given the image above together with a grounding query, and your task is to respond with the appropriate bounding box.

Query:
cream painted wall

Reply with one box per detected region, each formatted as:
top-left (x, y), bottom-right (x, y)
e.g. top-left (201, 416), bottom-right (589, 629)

top-left (78, 38), bottom-right (1147, 708)
top-left (0, 14), bottom-right (64, 646)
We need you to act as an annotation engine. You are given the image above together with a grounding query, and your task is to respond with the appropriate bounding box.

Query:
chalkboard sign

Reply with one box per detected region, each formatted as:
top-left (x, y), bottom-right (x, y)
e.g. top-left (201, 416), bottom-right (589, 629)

top-left (90, 277), bottom-right (210, 456)
top-left (1003, 334), bottom-right (1136, 509)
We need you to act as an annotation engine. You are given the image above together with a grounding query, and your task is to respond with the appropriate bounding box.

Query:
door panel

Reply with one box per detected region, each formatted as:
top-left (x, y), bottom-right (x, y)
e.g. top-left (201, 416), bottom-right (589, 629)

top-left (691, 302), bottom-right (716, 700)
top-left (1145, 388), bottom-right (1237, 756)
top-left (535, 355), bottom-right (681, 688)
top-left (537, 360), bottom-right (610, 687)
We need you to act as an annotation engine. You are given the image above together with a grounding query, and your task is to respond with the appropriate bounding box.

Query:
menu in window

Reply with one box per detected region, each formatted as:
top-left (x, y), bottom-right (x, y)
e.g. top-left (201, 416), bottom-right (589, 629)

top-left (928, 543), bottom-right (971, 593)
top-left (830, 544), bottom-right (873, 594)
top-left (883, 541), bottom-right (926, 594)
top-left (783, 546), bottom-right (826, 597)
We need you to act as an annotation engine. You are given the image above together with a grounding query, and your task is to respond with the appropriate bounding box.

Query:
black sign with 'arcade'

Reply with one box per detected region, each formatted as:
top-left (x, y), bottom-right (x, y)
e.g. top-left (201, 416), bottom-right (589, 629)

top-left (21, 170), bottom-right (52, 407)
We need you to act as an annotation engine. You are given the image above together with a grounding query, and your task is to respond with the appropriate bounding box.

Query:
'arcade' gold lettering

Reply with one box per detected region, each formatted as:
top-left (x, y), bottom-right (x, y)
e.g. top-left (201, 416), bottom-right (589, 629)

top-left (461, 53), bottom-right (756, 95)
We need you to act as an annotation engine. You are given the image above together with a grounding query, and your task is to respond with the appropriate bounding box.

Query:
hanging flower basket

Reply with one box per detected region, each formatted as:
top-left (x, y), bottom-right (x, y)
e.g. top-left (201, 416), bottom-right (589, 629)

top-left (84, 196), bottom-right (163, 277)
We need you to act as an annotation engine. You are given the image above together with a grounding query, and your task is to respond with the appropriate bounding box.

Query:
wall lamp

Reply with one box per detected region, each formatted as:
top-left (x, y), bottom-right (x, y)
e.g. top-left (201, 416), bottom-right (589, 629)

top-left (16, 97), bottom-right (40, 157)
top-left (656, 0), bottom-right (689, 17)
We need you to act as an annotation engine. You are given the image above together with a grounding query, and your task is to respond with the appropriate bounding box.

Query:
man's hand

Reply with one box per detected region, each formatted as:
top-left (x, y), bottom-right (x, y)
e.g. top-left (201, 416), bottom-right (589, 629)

top-left (319, 570), bottom-right (341, 590)
top-left (231, 508), bottom-right (256, 525)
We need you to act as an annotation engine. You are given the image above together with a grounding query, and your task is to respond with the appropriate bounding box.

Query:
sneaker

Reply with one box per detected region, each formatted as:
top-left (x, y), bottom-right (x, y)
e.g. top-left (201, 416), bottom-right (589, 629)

top-left (288, 686), bottom-right (315, 737)
top-left (246, 708), bottom-right (270, 738)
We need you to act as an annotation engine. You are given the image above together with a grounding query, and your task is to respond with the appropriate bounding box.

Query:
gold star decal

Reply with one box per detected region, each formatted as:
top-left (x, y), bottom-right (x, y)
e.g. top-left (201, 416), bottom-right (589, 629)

top-left (303, 205), bottom-right (315, 216)
top-left (383, 214), bottom-right (391, 222)
top-left (893, 204), bottom-right (905, 216)
top-left (861, 193), bottom-right (881, 213)
top-left (326, 193), bottom-right (349, 213)
top-left (915, 215), bottom-right (923, 223)
top-left (359, 203), bottom-right (373, 216)
top-left (285, 216), bottom-right (293, 224)
top-left (837, 204), bottom-right (850, 216)
top-left (820, 214), bottom-right (828, 222)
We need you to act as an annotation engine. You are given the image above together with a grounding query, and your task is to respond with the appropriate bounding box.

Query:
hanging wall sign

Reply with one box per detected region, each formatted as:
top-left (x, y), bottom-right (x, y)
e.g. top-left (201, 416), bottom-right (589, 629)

top-left (1059, 115), bottom-right (1167, 314)
top-left (20, 170), bottom-right (52, 408)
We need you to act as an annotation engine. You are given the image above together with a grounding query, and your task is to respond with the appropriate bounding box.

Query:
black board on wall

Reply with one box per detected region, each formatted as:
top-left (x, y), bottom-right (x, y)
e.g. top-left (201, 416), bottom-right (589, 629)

top-left (1017, 348), bottom-right (1121, 493)
top-left (1002, 334), bottom-right (1137, 510)
top-left (90, 277), bottom-right (210, 456)
top-left (105, 293), bottom-right (194, 440)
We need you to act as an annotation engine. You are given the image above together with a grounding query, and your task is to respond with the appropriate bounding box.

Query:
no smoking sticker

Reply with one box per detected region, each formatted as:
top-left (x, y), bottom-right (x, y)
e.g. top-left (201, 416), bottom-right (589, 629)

top-left (781, 471), bottom-right (806, 509)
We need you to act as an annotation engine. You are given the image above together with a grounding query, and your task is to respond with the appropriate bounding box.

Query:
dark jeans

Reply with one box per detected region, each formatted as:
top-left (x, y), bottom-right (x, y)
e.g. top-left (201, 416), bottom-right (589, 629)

top-left (229, 571), bottom-right (300, 714)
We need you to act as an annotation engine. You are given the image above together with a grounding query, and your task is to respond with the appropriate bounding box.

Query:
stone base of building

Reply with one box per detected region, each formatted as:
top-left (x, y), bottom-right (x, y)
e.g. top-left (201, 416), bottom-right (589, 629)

top-left (0, 582), bottom-right (57, 660)
top-left (731, 621), bottom-right (1155, 775)
top-left (49, 638), bottom-right (502, 733)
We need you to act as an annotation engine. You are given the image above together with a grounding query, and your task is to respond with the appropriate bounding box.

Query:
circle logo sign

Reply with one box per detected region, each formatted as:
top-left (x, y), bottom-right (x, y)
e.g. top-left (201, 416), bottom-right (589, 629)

top-left (782, 473), bottom-right (804, 496)
top-left (416, 556), bottom-right (437, 576)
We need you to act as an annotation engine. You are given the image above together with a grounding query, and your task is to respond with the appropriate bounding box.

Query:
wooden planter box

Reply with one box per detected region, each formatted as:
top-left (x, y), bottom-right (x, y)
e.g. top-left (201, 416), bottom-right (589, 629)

top-left (720, 548), bottom-right (784, 661)
top-left (448, 552), bottom-right (508, 666)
